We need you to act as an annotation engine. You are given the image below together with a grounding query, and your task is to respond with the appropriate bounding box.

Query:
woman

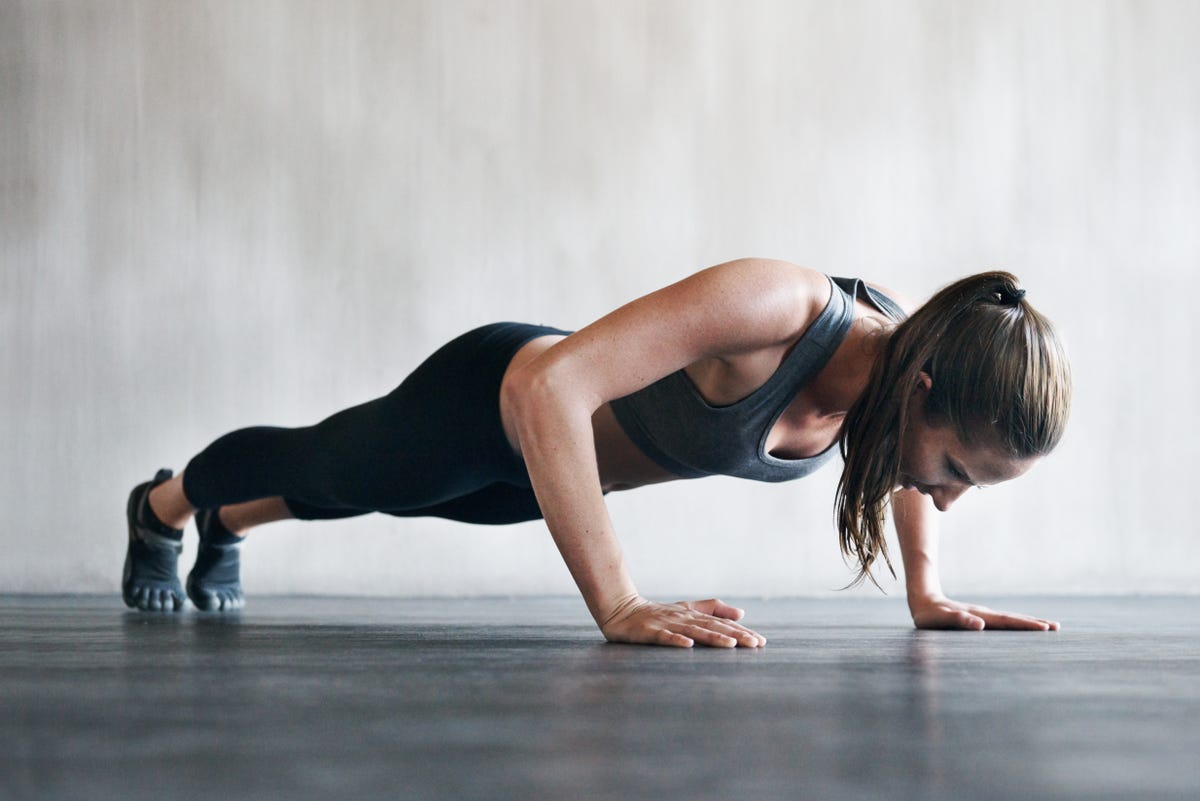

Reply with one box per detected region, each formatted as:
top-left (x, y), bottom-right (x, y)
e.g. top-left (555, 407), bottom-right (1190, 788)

top-left (123, 258), bottom-right (1072, 647)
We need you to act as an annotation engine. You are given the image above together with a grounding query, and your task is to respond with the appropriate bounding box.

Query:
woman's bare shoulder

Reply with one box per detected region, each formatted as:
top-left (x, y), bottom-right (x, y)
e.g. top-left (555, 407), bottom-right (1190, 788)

top-left (509, 257), bottom-right (832, 407)
top-left (696, 257), bottom-right (832, 344)
top-left (599, 256), bottom-right (832, 349)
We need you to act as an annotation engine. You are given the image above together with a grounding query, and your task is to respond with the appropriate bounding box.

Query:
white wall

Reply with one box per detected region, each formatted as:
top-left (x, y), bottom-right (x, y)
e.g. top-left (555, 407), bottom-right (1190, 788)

top-left (2, 0), bottom-right (1196, 599)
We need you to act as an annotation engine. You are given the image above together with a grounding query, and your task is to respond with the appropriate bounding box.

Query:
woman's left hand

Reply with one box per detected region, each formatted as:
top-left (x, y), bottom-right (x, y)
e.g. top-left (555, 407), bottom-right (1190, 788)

top-left (909, 594), bottom-right (1060, 631)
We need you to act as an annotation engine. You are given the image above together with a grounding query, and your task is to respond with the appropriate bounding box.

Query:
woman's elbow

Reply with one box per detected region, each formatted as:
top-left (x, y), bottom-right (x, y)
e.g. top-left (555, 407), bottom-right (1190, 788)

top-left (501, 362), bottom-right (595, 435)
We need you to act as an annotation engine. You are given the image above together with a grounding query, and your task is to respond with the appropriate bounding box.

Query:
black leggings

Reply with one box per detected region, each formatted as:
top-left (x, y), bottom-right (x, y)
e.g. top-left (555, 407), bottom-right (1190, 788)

top-left (180, 322), bottom-right (571, 525)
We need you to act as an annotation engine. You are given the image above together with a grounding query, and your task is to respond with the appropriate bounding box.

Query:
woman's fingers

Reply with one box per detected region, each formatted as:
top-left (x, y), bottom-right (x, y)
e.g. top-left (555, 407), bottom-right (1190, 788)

top-left (603, 599), bottom-right (766, 648)
top-left (976, 609), bottom-right (1060, 631)
top-left (673, 603), bottom-right (765, 647)
top-left (677, 598), bottom-right (765, 645)
top-left (681, 598), bottom-right (746, 621)
top-left (915, 599), bottom-right (1061, 632)
top-left (656, 629), bottom-right (695, 648)
top-left (674, 624), bottom-right (736, 648)
top-left (657, 624), bottom-right (741, 649)
top-left (959, 612), bottom-right (986, 630)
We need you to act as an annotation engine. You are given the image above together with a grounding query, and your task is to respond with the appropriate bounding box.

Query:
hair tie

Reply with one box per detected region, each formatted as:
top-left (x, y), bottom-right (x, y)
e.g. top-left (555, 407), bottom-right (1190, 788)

top-left (995, 286), bottom-right (1026, 305)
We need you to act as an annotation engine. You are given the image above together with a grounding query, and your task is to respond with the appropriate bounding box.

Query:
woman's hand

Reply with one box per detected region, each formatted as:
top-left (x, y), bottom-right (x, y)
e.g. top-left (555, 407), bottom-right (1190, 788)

top-left (600, 596), bottom-right (767, 648)
top-left (909, 594), bottom-right (1060, 631)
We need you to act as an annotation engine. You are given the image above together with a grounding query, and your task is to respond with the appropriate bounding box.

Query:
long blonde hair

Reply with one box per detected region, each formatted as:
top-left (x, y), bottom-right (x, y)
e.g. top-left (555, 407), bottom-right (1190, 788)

top-left (835, 271), bottom-right (1073, 588)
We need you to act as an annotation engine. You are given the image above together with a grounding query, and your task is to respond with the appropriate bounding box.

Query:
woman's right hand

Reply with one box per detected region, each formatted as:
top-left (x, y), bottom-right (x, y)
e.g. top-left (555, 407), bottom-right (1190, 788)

top-left (599, 595), bottom-right (767, 648)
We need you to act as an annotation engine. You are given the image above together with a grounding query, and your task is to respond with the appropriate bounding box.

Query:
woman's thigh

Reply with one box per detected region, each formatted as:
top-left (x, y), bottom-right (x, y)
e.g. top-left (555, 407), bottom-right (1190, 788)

top-left (286, 322), bottom-right (570, 513)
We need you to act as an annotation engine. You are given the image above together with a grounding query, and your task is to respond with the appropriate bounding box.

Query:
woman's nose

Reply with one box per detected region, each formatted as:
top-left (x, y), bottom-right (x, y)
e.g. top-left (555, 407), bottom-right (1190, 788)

top-left (931, 484), bottom-right (970, 512)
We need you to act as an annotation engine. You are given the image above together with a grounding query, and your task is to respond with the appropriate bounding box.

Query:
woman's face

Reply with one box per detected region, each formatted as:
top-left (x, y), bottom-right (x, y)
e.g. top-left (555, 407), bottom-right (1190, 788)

top-left (897, 373), bottom-right (1039, 512)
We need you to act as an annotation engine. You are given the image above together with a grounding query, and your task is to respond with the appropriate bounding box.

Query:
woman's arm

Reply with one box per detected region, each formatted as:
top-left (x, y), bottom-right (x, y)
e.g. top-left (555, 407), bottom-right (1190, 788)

top-left (892, 488), bottom-right (1060, 630)
top-left (503, 258), bottom-right (824, 647)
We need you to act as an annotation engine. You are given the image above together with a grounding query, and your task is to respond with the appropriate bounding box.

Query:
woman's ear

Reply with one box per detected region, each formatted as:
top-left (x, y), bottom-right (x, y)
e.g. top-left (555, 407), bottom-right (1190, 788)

top-left (914, 371), bottom-right (933, 394)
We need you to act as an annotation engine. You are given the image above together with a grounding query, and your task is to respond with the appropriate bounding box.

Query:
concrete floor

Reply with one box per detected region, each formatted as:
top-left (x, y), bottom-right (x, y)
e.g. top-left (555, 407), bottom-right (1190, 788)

top-left (0, 596), bottom-right (1196, 801)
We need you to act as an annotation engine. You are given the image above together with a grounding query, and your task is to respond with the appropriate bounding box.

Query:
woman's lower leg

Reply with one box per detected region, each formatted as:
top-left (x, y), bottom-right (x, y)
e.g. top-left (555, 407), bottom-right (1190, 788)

top-left (146, 475), bottom-right (195, 530)
top-left (216, 496), bottom-right (295, 536)
top-left (147, 474), bottom-right (294, 537)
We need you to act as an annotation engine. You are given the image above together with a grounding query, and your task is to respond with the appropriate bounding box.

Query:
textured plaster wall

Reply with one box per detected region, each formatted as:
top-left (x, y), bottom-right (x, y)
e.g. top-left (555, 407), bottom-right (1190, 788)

top-left (2, 1), bottom-right (1197, 598)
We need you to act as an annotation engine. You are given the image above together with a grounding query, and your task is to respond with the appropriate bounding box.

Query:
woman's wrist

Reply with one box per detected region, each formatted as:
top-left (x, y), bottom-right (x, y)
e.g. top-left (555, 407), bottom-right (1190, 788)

top-left (901, 553), bottom-right (944, 607)
top-left (597, 591), bottom-right (646, 630)
top-left (905, 585), bottom-right (946, 611)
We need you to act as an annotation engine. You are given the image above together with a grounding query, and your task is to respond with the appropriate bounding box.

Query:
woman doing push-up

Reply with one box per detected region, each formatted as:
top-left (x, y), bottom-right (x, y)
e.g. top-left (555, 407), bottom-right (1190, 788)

top-left (123, 258), bottom-right (1072, 647)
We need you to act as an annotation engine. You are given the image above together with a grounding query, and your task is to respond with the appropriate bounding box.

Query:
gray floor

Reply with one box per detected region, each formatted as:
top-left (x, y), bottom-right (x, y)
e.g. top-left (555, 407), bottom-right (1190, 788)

top-left (1, 596), bottom-right (1197, 801)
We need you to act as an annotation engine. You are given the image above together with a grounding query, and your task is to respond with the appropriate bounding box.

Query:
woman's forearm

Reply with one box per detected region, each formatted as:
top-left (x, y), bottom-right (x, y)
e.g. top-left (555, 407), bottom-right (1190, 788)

top-left (892, 488), bottom-right (945, 603)
top-left (505, 369), bottom-right (639, 628)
